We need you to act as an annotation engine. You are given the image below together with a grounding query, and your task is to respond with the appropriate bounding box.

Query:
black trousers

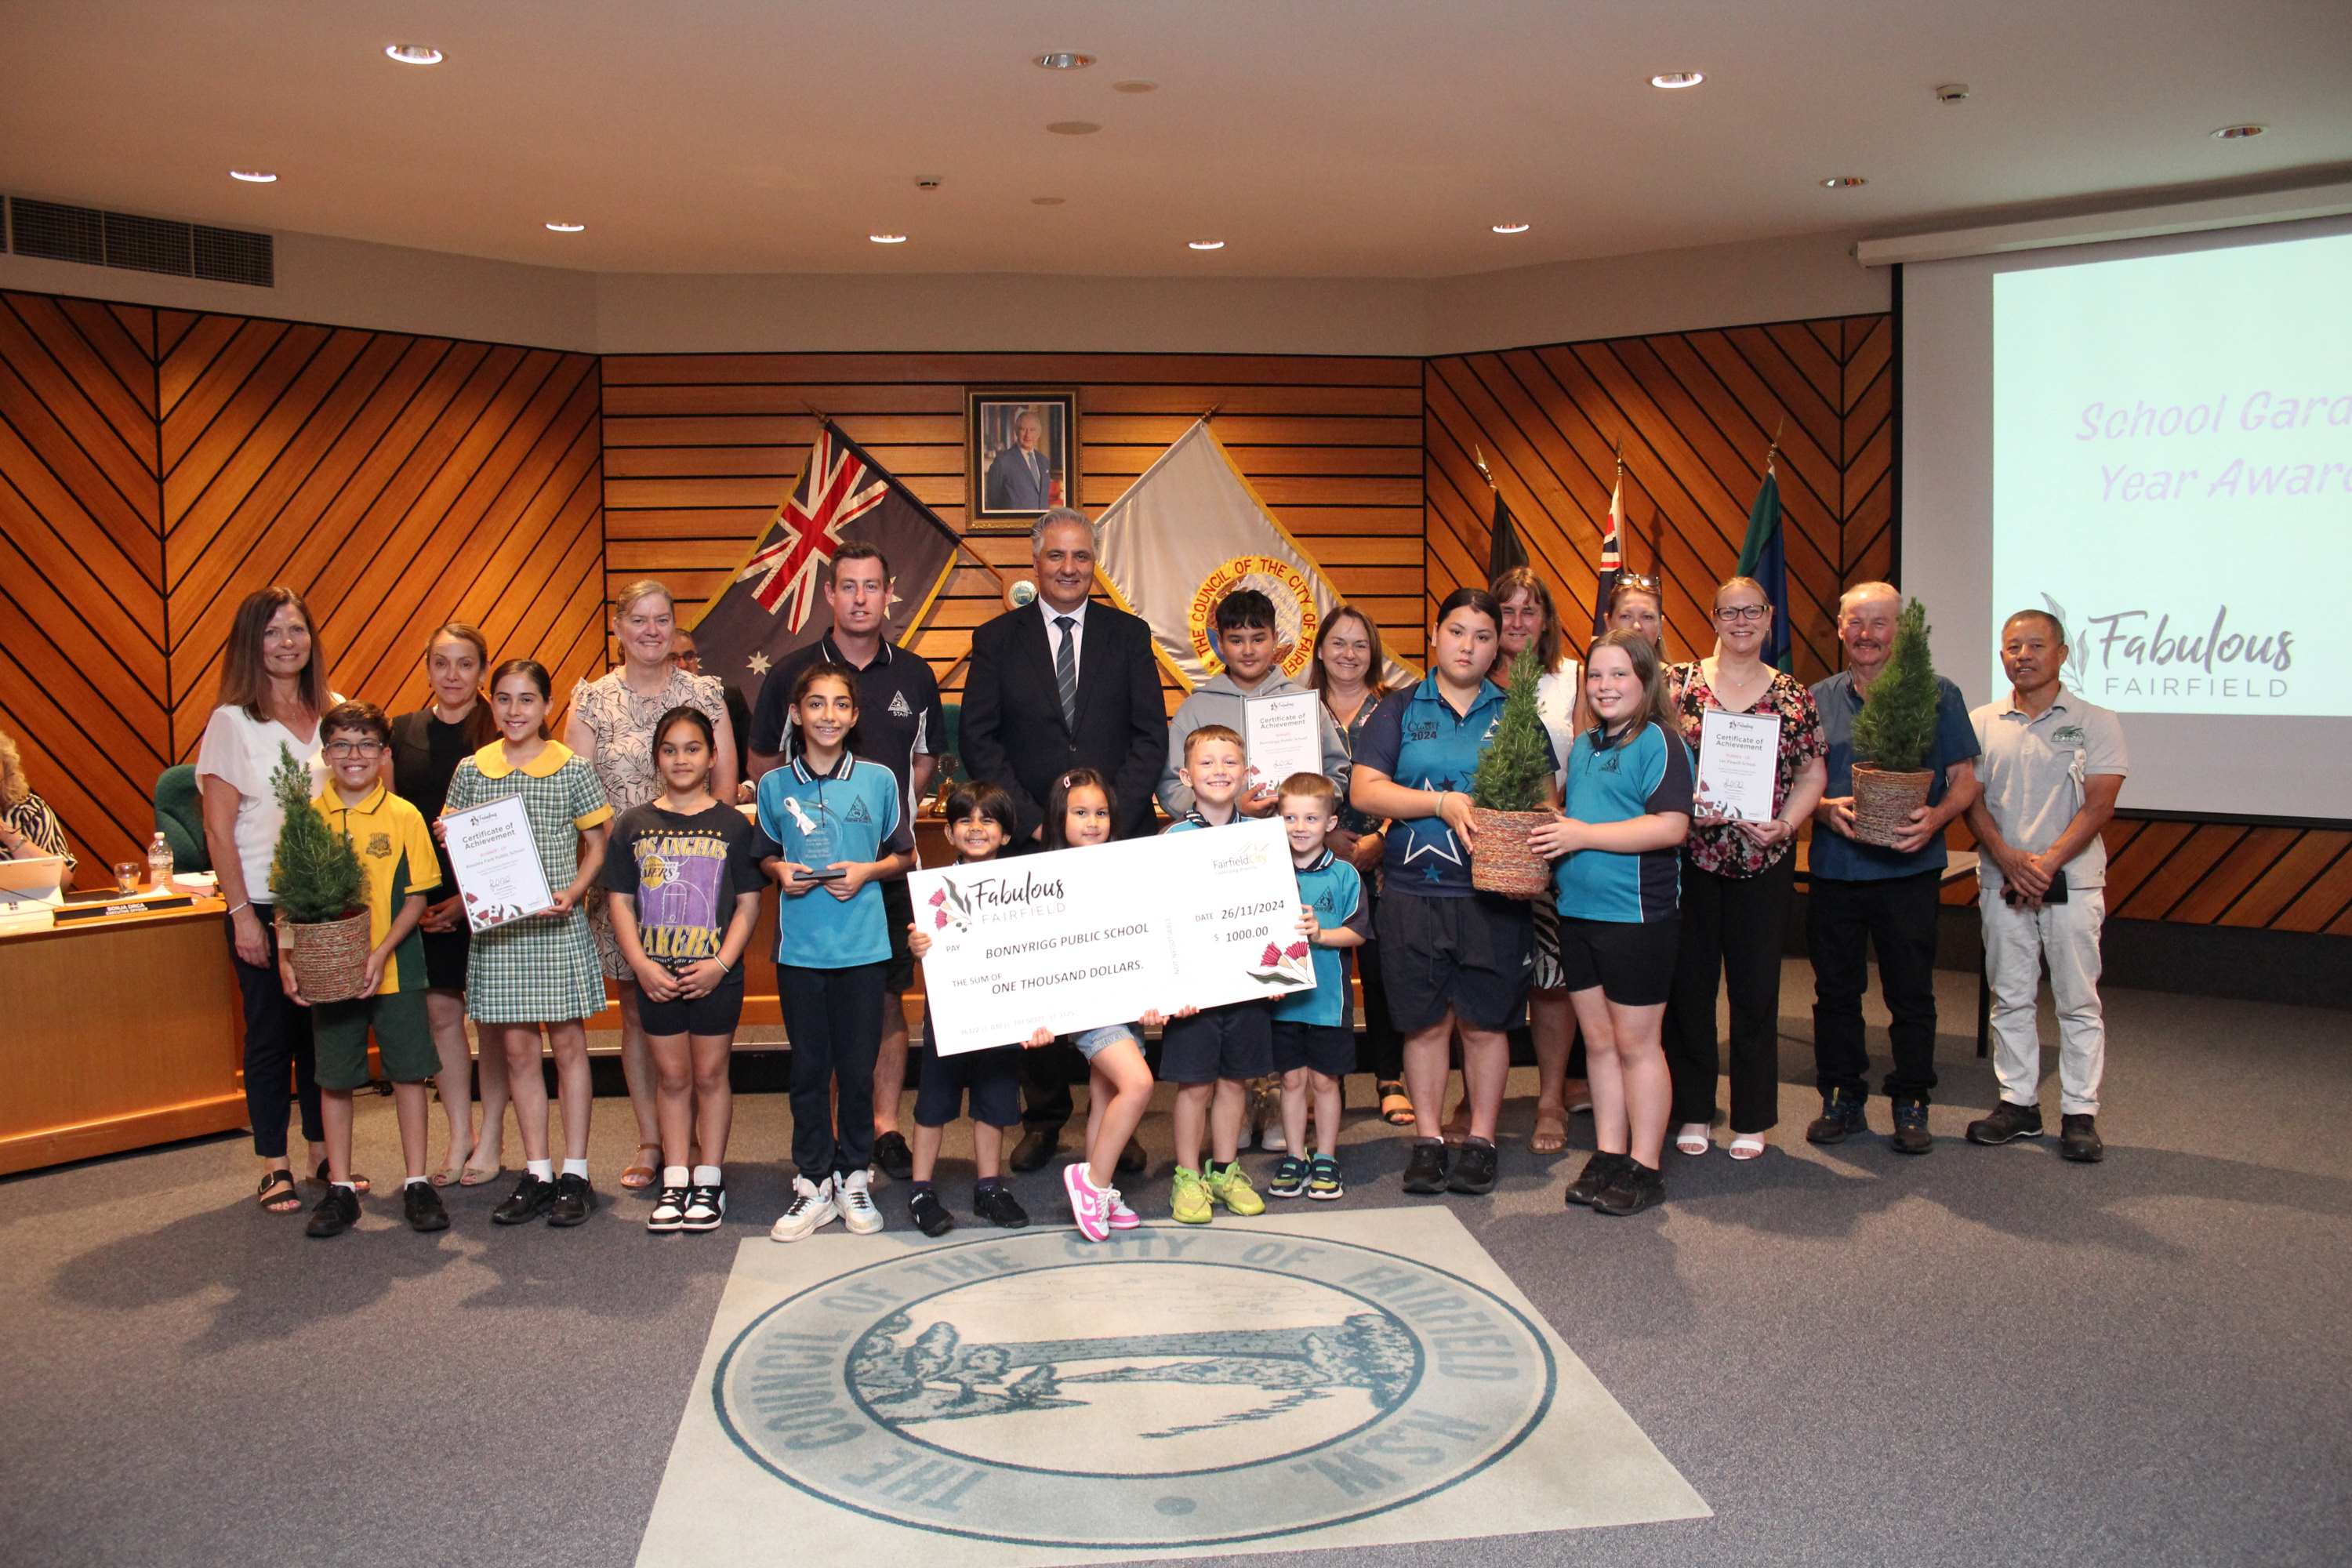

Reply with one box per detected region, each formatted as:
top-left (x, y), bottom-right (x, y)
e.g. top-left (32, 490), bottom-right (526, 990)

top-left (1807, 869), bottom-right (1942, 1104)
top-left (1664, 855), bottom-right (1795, 1133)
top-left (1355, 880), bottom-right (1404, 1083)
top-left (780, 962), bottom-right (887, 1178)
top-left (227, 912), bottom-right (322, 1160)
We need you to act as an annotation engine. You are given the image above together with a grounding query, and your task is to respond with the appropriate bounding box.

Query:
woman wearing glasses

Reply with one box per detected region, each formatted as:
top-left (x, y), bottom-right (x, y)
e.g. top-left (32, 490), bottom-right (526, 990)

top-left (1661, 577), bottom-right (1825, 1161)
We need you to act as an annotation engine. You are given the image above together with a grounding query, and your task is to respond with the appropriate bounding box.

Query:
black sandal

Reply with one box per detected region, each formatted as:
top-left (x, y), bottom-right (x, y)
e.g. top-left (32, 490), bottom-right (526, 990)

top-left (256, 1168), bottom-right (301, 1212)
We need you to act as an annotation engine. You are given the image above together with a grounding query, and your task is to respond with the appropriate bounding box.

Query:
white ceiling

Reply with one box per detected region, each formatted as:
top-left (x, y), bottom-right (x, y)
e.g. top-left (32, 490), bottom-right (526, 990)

top-left (6, 0), bottom-right (2348, 278)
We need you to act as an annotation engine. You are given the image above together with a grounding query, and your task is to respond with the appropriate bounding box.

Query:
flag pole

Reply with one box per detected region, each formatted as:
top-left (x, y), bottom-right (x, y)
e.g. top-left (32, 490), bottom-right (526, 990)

top-left (1472, 445), bottom-right (1497, 490)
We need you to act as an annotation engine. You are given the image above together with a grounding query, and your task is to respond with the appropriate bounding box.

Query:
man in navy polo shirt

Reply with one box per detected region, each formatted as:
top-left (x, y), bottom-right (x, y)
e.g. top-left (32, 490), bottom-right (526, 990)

top-left (750, 542), bottom-right (946, 1181)
top-left (1806, 582), bottom-right (1981, 1156)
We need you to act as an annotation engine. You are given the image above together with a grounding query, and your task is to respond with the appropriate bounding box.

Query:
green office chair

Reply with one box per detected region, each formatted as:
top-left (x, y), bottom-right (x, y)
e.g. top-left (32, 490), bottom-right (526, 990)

top-left (152, 764), bottom-right (209, 873)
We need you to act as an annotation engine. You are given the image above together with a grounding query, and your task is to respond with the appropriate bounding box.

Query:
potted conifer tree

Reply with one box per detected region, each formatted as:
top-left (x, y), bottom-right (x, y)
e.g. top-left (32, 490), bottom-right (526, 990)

top-left (265, 743), bottom-right (372, 1002)
top-left (1849, 597), bottom-right (1942, 848)
top-left (1468, 647), bottom-right (1555, 898)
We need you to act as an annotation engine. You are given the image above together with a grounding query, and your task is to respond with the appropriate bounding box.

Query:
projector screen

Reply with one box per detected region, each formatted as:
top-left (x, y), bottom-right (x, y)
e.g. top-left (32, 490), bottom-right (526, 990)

top-left (1903, 216), bottom-right (2352, 818)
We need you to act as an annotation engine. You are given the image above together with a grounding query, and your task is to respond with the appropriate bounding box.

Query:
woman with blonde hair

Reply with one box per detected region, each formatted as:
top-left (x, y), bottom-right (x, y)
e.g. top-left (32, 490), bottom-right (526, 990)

top-left (0, 730), bottom-right (74, 871)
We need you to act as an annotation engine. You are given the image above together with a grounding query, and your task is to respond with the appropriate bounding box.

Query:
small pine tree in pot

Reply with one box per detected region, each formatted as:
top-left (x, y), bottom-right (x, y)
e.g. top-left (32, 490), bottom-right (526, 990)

top-left (265, 743), bottom-right (373, 1002)
top-left (1468, 647), bottom-right (1557, 898)
top-left (1849, 597), bottom-right (1943, 848)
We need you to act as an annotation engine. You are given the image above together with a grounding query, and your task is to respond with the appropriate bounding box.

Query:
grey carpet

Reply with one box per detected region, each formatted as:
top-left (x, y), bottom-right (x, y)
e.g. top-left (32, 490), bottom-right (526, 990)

top-left (2, 963), bottom-right (2347, 1568)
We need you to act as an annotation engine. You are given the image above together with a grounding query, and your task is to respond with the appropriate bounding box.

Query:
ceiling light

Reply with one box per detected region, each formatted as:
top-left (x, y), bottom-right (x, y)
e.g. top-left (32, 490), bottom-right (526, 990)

top-left (1035, 52), bottom-right (1095, 70)
top-left (384, 43), bottom-right (444, 66)
top-left (1820, 176), bottom-right (1867, 189)
top-left (1650, 71), bottom-right (1704, 89)
top-left (1032, 196), bottom-right (1067, 207)
top-left (2210, 123), bottom-right (2267, 140)
top-left (1046, 121), bottom-right (1102, 136)
top-left (229, 169), bottom-right (277, 183)
top-left (869, 234), bottom-right (909, 245)
top-left (1492, 222), bottom-right (1530, 234)
top-left (544, 221), bottom-right (585, 233)
top-left (1188, 240), bottom-right (1225, 251)
top-left (1112, 80), bottom-right (1158, 94)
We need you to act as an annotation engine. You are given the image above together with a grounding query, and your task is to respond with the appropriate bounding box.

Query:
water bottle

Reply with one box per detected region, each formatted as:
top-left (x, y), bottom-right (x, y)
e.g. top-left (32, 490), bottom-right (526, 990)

top-left (147, 831), bottom-right (173, 891)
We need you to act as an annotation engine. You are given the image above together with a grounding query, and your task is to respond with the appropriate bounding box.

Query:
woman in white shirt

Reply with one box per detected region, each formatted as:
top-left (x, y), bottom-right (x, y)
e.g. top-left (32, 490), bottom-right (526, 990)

top-left (194, 587), bottom-right (344, 1215)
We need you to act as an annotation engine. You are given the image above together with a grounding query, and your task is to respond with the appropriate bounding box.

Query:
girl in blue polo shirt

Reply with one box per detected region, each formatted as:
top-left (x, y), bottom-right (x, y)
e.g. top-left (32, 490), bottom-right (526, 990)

top-left (757, 664), bottom-right (914, 1243)
top-left (1531, 629), bottom-right (1694, 1218)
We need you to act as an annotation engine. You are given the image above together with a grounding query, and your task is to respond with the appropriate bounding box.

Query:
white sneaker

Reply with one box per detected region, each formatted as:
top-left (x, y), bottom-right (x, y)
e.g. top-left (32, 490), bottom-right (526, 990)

top-left (769, 1174), bottom-right (837, 1242)
top-left (837, 1168), bottom-right (884, 1234)
top-left (1103, 1185), bottom-right (1141, 1231)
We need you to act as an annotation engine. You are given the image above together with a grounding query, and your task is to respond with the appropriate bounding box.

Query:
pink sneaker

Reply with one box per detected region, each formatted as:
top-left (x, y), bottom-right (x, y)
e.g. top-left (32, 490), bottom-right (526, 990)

top-left (1104, 1185), bottom-right (1140, 1229)
top-left (1063, 1162), bottom-right (1111, 1243)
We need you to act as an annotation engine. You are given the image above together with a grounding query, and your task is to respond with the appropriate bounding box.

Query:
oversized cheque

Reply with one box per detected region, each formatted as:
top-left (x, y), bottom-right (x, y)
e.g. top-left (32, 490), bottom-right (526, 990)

top-left (909, 816), bottom-right (1315, 1055)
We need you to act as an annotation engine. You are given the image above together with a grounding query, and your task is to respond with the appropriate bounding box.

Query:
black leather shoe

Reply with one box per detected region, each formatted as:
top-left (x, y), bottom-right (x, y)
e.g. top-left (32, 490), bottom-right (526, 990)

top-left (907, 1188), bottom-right (955, 1237)
top-left (1401, 1139), bottom-right (1450, 1194)
top-left (871, 1131), bottom-right (914, 1181)
top-left (403, 1181), bottom-right (450, 1233)
top-left (1446, 1138), bottom-right (1499, 1195)
top-left (1117, 1137), bottom-right (1147, 1175)
top-left (972, 1185), bottom-right (1031, 1229)
top-left (1806, 1091), bottom-right (1868, 1145)
top-left (305, 1185), bottom-right (360, 1239)
top-left (2060, 1114), bottom-right (2104, 1163)
top-left (546, 1173), bottom-right (597, 1226)
top-left (1889, 1099), bottom-right (1933, 1156)
top-left (1009, 1129), bottom-right (1061, 1174)
top-left (1564, 1152), bottom-right (1628, 1207)
top-left (492, 1174), bottom-right (555, 1225)
top-left (1965, 1101), bottom-right (2045, 1145)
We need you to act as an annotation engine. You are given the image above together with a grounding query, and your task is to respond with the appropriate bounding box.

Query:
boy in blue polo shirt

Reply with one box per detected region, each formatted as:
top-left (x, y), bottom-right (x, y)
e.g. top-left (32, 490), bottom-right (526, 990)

top-left (756, 665), bottom-right (915, 1242)
top-left (1266, 773), bottom-right (1370, 1201)
top-left (1160, 724), bottom-right (1273, 1224)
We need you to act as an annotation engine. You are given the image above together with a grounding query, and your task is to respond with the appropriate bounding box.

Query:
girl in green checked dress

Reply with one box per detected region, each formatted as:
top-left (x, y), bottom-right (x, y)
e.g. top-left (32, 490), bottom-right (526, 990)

top-left (441, 660), bottom-right (614, 1231)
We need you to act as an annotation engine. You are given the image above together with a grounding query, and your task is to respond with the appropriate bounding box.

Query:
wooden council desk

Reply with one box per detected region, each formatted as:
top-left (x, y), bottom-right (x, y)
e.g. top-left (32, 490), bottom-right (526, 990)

top-left (0, 894), bottom-right (245, 1176)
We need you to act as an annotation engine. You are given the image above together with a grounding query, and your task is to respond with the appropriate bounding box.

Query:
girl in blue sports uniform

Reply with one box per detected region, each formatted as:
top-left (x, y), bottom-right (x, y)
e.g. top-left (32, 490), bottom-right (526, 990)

top-left (1531, 629), bottom-right (1694, 1218)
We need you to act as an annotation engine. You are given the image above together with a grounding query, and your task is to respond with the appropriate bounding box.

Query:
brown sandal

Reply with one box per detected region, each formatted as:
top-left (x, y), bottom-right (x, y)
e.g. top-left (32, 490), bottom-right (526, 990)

top-left (619, 1142), bottom-right (662, 1190)
top-left (1377, 1082), bottom-right (1415, 1127)
top-left (1531, 1109), bottom-right (1570, 1155)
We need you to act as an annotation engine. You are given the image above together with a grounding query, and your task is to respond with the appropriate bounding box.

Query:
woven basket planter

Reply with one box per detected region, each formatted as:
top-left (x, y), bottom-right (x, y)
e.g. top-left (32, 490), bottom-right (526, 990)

top-left (278, 909), bottom-right (372, 1004)
top-left (1469, 808), bottom-right (1555, 899)
top-left (1850, 766), bottom-right (1934, 848)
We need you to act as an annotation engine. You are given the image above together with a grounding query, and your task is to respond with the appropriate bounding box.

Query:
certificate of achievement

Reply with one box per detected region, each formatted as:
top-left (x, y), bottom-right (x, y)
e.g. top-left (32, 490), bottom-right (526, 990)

top-left (910, 816), bottom-right (1314, 1055)
top-left (443, 795), bottom-right (555, 931)
top-left (1693, 710), bottom-right (1782, 822)
top-left (1242, 691), bottom-right (1323, 789)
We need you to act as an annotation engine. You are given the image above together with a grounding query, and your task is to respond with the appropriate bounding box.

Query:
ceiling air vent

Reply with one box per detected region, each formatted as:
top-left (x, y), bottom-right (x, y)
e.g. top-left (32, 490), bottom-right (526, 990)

top-left (5, 196), bottom-right (273, 287)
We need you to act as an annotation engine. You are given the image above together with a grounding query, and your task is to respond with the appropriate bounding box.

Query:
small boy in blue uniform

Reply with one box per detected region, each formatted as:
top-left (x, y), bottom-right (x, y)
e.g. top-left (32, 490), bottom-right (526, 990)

top-left (1265, 773), bottom-right (1370, 1200)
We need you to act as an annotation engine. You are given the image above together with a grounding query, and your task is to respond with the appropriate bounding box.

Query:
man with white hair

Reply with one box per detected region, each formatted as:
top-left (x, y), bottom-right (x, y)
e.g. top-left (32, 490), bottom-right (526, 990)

top-left (985, 408), bottom-right (1054, 513)
top-left (1806, 583), bottom-right (1980, 1155)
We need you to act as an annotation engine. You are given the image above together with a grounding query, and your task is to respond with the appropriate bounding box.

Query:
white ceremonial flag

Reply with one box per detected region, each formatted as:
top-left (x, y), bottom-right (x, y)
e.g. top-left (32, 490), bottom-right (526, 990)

top-left (1094, 418), bottom-right (1415, 691)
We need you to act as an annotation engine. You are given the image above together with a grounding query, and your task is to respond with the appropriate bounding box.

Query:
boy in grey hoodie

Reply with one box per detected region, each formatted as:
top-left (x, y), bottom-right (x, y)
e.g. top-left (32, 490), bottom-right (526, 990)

top-left (1157, 589), bottom-right (1352, 819)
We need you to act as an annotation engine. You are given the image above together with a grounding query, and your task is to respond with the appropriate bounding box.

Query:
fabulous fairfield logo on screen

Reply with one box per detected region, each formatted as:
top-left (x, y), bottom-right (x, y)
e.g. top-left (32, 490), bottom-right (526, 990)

top-left (2048, 593), bottom-right (2295, 702)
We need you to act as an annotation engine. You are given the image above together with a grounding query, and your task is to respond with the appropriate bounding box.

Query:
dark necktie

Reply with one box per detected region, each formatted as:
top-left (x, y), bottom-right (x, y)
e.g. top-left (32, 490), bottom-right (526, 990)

top-left (1054, 615), bottom-right (1079, 731)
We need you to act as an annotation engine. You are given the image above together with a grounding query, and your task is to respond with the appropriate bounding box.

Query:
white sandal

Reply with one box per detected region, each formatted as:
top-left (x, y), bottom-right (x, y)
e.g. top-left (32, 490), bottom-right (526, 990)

top-left (1674, 1123), bottom-right (1712, 1157)
top-left (1729, 1134), bottom-right (1766, 1161)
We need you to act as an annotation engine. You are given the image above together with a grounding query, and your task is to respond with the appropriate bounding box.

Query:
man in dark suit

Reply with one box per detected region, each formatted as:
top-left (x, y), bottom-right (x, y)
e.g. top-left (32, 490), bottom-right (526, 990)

top-left (983, 410), bottom-right (1054, 514)
top-left (960, 506), bottom-right (1167, 1171)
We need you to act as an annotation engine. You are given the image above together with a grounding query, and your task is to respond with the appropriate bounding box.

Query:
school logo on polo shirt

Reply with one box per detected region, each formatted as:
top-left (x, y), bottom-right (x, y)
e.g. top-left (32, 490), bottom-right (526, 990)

top-left (708, 1226), bottom-right (1555, 1550)
top-left (846, 798), bottom-right (873, 824)
top-left (887, 691), bottom-right (913, 718)
top-left (366, 833), bottom-right (391, 858)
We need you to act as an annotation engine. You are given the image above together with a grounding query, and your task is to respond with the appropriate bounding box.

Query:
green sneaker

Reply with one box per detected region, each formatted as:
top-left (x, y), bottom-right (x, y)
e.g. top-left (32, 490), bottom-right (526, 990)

top-left (1266, 1156), bottom-right (1310, 1199)
top-left (1208, 1161), bottom-right (1266, 1217)
top-left (1307, 1155), bottom-right (1345, 1200)
top-left (1170, 1165), bottom-right (1214, 1225)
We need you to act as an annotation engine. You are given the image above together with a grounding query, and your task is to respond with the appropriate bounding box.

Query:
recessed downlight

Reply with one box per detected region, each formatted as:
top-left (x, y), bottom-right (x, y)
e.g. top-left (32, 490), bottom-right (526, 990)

top-left (1045, 121), bottom-right (1102, 136)
top-left (1820, 176), bottom-right (1868, 189)
top-left (1650, 71), bottom-right (1704, 89)
top-left (869, 234), bottom-right (909, 245)
top-left (1492, 222), bottom-right (1530, 234)
top-left (230, 169), bottom-right (278, 183)
top-left (2210, 123), bottom-right (2267, 140)
top-left (545, 221), bottom-right (585, 234)
top-left (384, 43), bottom-right (444, 66)
top-left (1035, 51), bottom-right (1096, 70)
top-left (1188, 239), bottom-right (1225, 251)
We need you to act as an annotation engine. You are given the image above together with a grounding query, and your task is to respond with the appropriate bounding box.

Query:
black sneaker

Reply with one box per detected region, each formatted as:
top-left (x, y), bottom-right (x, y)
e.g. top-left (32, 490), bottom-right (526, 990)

top-left (681, 1184), bottom-right (727, 1232)
top-left (1446, 1138), bottom-right (1500, 1195)
top-left (1965, 1101), bottom-right (2045, 1145)
top-left (1889, 1099), bottom-right (1933, 1156)
top-left (2060, 1114), bottom-right (2104, 1163)
top-left (1564, 1152), bottom-right (1629, 1207)
top-left (872, 1131), bottom-right (915, 1182)
top-left (1806, 1090), bottom-right (1868, 1145)
top-left (972, 1185), bottom-right (1030, 1229)
top-left (648, 1184), bottom-right (691, 1233)
top-left (402, 1181), bottom-right (450, 1233)
top-left (908, 1188), bottom-right (956, 1237)
top-left (546, 1172), bottom-right (597, 1227)
top-left (1592, 1160), bottom-right (1666, 1217)
top-left (492, 1173), bottom-right (555, 1225)
top-left (1401, 1139), bottom-right (1450, 1194)
top-left (306, 1185), bottom-right (360, 1239)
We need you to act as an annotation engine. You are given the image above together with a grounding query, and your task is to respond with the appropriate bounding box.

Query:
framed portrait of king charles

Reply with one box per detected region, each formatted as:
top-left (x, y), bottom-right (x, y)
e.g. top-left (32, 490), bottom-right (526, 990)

top-left (967, 389), bottom-right (1077, 529)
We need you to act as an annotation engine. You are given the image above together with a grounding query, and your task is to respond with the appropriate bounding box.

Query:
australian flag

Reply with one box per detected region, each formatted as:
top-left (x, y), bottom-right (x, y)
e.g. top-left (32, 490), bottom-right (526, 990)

top-left (691, 423), bottom-right (961, 713)
top-left (1736, 464), bottom-right (1793, 673)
